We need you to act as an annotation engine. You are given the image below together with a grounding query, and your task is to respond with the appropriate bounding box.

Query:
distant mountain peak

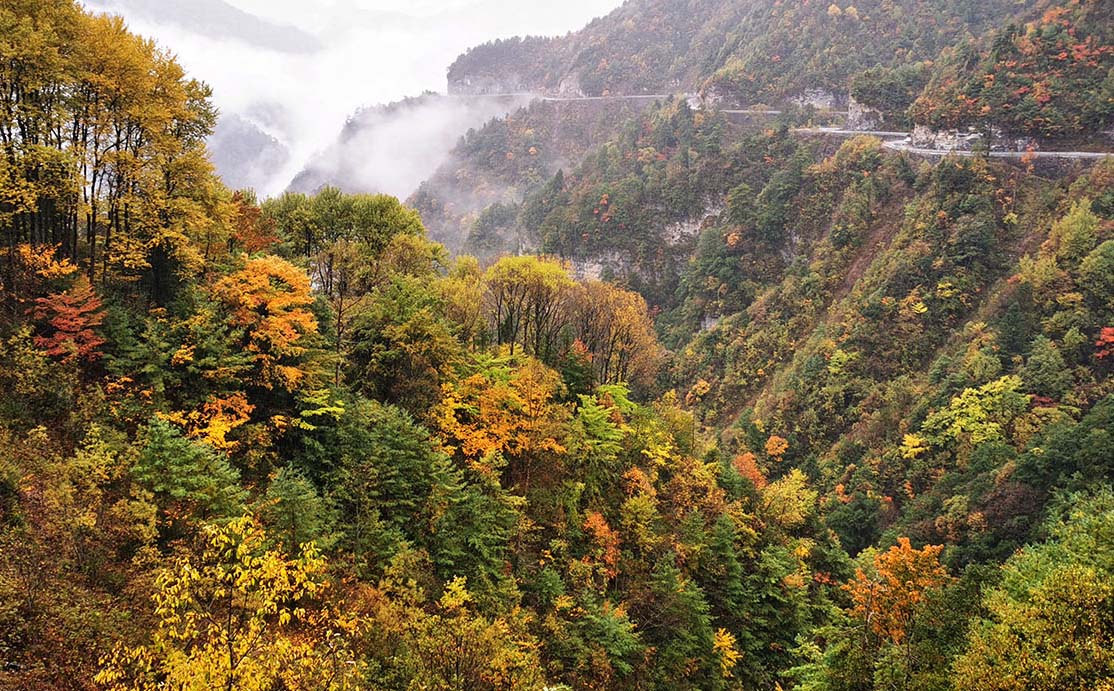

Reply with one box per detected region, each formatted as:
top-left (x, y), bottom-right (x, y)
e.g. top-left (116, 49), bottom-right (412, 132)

top-left (84, 0), bottom-right (323, 53)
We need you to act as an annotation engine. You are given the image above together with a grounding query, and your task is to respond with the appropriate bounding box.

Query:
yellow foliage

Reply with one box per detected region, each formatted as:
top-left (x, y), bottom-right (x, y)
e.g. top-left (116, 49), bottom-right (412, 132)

top-left (96, 517), bottom-right (363, 691)
top-left (713, 628), bottom-right (742, 679)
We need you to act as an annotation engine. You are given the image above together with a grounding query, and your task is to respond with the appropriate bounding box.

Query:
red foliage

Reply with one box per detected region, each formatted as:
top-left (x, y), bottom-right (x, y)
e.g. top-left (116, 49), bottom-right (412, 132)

top-left (32, 276), bottom-right (106, 362)
top-left (231, 192), bottom-right (279, 253)
top-left (1096, 327), bottom-right (1114, 360)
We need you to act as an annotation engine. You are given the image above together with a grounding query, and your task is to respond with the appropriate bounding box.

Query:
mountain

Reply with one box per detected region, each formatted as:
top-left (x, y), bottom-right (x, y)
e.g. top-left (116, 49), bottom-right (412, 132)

top-left (3, 1), bottom-right (1114, 690)
top-left (447, 0), bottom-right (1025, 104)
top-left (208, 114), bottom-right (290, 192)
top-left (409, 95), bottom-right (665, 250)
top-left (288, 93), bottom-right (533, 199)
top-left (85, 0), bottom-right (323, 53)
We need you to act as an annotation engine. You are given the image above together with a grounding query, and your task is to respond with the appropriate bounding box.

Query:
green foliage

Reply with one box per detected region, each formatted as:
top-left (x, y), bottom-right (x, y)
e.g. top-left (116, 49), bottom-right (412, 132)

top-left (954, 490), bottom-right (1114, 690)
top-left (258, 465), bottom-right (336, 555)
top-left (131, 418), bottom-right (245, 527)
top-left (2, 2), bottom-right (1113, 689)
top-left (912, 2), bottom-right (1114, 138)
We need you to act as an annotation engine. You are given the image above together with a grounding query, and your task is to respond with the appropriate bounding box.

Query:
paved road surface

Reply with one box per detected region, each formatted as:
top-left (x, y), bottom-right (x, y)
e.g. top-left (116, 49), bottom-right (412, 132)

top-left (794, 127), bottom-right (1112, 161)
top-left (449, 95), bottom-right (1112, 161)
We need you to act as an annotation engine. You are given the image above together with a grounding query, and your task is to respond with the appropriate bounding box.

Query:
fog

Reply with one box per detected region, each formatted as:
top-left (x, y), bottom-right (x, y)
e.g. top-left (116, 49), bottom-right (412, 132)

top-left (289, 94), bottom-right (534, 198)
top-left (81, 0), bottom-right (621, 198)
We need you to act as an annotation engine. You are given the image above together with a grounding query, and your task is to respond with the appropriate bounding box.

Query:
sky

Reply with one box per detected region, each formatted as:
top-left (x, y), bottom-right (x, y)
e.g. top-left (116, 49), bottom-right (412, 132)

top-left (81, 0), bottom-right (622, 197)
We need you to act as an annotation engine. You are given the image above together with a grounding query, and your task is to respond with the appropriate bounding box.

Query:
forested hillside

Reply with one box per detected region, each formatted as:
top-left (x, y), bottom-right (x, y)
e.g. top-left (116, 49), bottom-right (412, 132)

top-left (449, 0), bottom-right (1021, 103)
top-left (1, 1), bottom-right (1113, 690)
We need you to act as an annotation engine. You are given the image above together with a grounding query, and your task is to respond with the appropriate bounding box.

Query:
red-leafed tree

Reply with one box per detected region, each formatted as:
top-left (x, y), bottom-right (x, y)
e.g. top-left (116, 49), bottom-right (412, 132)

top-left (32, 276), bottom-right (107, 363)
top-left (231, 191), bottom-right (279, 254)
top-left (1096, 327), bottom-right (1114, 360)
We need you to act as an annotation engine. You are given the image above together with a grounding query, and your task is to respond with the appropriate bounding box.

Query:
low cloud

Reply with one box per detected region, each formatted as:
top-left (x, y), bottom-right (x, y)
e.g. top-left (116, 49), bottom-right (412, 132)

top-left (290, 94), bottom-right (534, 199)
top-left (81, 0), bottom-right (620, 197)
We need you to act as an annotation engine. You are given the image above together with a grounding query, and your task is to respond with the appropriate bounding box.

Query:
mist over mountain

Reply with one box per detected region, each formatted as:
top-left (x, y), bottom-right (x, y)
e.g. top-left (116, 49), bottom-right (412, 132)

top-left (289, 93), bottom-right (533, 198)
top-left (4, 2), bottom-right (1114, 690)
top-left (208, 115), bottom-right (292, 192)
top-left (82, 0), bottom-right (623, 196)
top-left (84, 0), bottom-right (323, 52)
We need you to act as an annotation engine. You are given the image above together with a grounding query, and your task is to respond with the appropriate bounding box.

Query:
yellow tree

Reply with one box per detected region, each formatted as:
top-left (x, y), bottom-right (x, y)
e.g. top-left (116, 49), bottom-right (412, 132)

top-left (436, 355), bottom-right (568, 490)
top-left (483, 256), bottom-right (573, 360)
top-left (96, 517), bottom-right (362, 691)
top-left (567, 280), bottom-right (664, 388)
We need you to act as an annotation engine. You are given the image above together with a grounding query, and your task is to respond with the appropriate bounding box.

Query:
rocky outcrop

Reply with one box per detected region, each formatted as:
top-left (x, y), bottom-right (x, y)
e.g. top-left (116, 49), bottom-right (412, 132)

top-left (570, 251), bottom-right (632, 281)
top-left (912, 125), bottom-right (982, 151)
top-left (448, 75), bottom-right (530, 96)
top-left (847, 96), bottom-right (883, 131)
top-left (793, 89), bottom-right (846, 111)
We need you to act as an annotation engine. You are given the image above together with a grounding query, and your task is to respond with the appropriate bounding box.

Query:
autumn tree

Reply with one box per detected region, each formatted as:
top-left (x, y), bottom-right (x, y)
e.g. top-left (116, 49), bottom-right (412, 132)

top-left (484, 255), bottom-right (573, 360)
top-left (435, 354), bottom-right (568, 490)
top-left (229, 191), bottom-right (278, 253)
top-left (213, 255), bottom-right (320, 394)
top-left (954, 491), bottom-right (1114, 691)
top-left (32, 275), bottom-right (106, 363)
top-left (403, 577), bottom-right (546, 690)
top-left (567, 279), bottom-right (664, 389)
top-left (96, 517), bottom-right (363, 691)
top-left (848, 538), bottom-right (951, 646)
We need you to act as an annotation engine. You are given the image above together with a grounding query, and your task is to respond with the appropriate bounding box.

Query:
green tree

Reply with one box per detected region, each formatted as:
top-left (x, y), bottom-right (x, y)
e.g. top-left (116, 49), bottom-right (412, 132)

top-left (258, 465), bottom-right (336, 555)
top-left (1019, 336), bottom-right (1073, 399)
top-left (131, 418), bottom-right (245, 532)
top-left (954, 490), bottom-right (1114, 691)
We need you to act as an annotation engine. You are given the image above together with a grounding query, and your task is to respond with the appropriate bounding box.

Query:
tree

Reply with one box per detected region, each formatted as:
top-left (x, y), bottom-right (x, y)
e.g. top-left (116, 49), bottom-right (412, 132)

top-left (1079, 240), bottom-right (1114, 312)
top-left (484, 256), bottom-right (573, 360)
top-left (847, 538), bottom-right (951, 647)
top-left (213, 255), bottom-right (320, 393)
top-left (32, 276), bottom-right (106, 363)
top-left (567, 280), bottom-right (665, 389)
top-left (1019, 336), bottom-right (1072, 399)
top-left (229, 191), bottom-right (278, 253)
top-left (406, 577), bottom-right (545, 690)
top-left (921, 376), bottom-right (1030, 449)
top-left (258, 465), bottom-right (336, 555)
top-left (1046, 199), bottom-right (1100, 265)
top-left (954, 491), bottom-right (1114, 691)
top-left (347, 275), bottom-right (460, 414)
top-left (435, 355), bottom-right (568, 490)
top-left (96, 517), bottom-right (363, 691)
top-left (131, 418), bottom-right (245, 533)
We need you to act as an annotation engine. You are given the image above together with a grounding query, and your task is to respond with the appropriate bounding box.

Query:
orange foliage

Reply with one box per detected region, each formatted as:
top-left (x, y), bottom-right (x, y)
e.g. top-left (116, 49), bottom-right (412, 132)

top-left (732, 452), bottom-right (767, 489)
top-left (187, 393), bottom-right (255, 450)
top-left (1096, 327), bottom-right (1114, 360)
top-left (436, 358), bottom-right (567, 473)
top-left (765, 435), bottom-right (789, 459)
top-left (583, 511), bottom-right (622, 580)
top-left (230, 192), bottom-right (279, 253)
top-left (4, 244), bottom-right (78, 302)
top-left (846, 538), bottom-right (951, 644)
top-left (32, 276), bottom-right (106, 363)
top-left (213, 256), bottom-right (318, 391)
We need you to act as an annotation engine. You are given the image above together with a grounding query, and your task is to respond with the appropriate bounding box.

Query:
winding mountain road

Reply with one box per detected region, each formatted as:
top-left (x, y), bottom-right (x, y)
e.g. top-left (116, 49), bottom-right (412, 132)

top-left (450, 93), bottom-right (1113, 161)
top-left (793, 127), bottom-right (1113, 160)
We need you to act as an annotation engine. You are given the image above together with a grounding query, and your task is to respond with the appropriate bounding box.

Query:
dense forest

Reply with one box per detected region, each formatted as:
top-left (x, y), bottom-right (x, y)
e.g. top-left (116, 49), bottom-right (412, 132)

top-left (1, 1), bottom-right (1113, 690)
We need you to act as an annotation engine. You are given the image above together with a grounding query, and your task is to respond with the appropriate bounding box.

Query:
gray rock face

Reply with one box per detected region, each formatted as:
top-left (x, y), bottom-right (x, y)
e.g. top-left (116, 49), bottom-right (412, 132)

top-left (847, 97), bottom-right (883, 131)
top-left (793, 89), bottom-right (846, 111)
